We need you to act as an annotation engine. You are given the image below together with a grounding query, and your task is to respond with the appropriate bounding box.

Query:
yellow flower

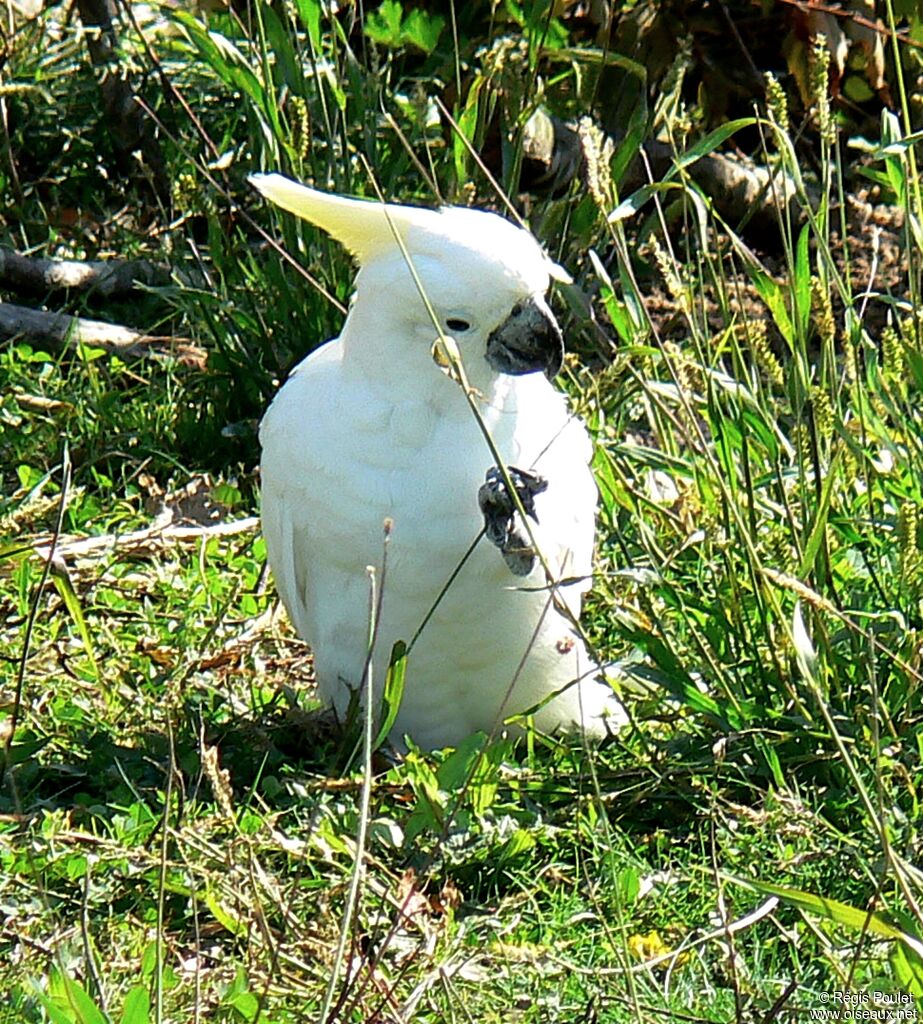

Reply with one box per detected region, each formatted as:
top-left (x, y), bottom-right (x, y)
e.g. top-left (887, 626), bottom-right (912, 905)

top-left (627, 929), bottom-right (689, 968)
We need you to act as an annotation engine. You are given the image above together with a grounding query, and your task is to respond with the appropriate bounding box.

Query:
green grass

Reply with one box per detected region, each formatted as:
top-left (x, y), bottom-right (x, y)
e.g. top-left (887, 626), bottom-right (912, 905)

top-left (2, 1), bottom-right (923, 1021)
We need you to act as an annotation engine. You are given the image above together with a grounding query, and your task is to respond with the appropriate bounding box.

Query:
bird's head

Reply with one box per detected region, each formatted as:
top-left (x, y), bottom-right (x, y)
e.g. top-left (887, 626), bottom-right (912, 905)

top-left (250, 174), bottom-right (569, 389)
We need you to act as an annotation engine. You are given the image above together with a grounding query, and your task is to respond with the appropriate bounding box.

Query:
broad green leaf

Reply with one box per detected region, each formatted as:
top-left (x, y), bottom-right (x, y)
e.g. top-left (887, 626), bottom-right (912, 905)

top-left (52, 570), bottom-right (100, 682)
top-left (891, 941), bottom-right (923, 997)
top-left (49, 972), bottom-right (107, 1024)
top-left (600, 288), bottom-right (634, 343)
top-left (673, 118), bottom-right (756, 171)
top-left (120, 987), bottom-right (151, 1024)
top-left (793, 224), bottom-right (811, 338)
top-left (174, 13), bottom-right (267, 111)
top-left (29, 985), bottom-right (75, 1024)
top-left (402, 752), bottom-right (445, 840)
top-left (878, 128), bottom-right (923, 154)
top-left (856, 167), bottom-right (895, 191)
top-left (293, 0), bottom-right (322, 50)
top-left (205, 891), bottom-right (247, 937)
top-left (437, 731), bottom-right (486, 791)
top-left (749, 269), bottom-right (795, 346)
top-left (885, 157), bottom-right (906, 204)
top-left (373, 640), bottom-right (407, 749)
top-left (364, 0), bottom-right (403, 46)
top-left (223, 968), bottom-right (260, 1021)
top-left (618, 867), bottom-right (641, 905)
top-left (756, 737), bottom-right (785, 789)
top-left (17, 463), bottom-right (44, 489)
top-left (226, 990), bottom-right (259, 1021)
top-left (609, 181), bottom-right (681, 222)
top-left (620, 648), bottom-right (735, 727)
top-left (798, 447), bottom-right (842, 578)
top-left (454, 78), bottom-right (483, 184)
top-left (402, 8), bottom-right (444, 52)
top-left (611, 91), bottom-right (649, 187)
top-left (497, 827), bottom-right (535, 861)
top-left (589, 249), bottom-right (635, 342)
top-left (261, 3), bottom-right (301, 94)
top-left (141, 941), bottom-right (159, 980)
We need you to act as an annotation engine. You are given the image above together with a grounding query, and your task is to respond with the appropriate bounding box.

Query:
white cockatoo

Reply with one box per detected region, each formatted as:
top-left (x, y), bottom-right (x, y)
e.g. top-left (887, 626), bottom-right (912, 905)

top-left (251, 173), bottom-right (625, 749)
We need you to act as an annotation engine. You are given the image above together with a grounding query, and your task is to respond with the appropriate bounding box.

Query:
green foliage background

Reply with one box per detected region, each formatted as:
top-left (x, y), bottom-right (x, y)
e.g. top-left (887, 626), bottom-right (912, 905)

top-left (2, 0), bottom-right (923, 1020)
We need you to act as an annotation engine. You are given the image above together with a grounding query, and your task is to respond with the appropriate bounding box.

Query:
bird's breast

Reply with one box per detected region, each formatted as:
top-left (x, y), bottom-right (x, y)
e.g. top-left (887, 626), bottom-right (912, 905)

top-left (261, 355), bottom-right (576, 574)
top-left (349, 395), bottom-right (444, 466)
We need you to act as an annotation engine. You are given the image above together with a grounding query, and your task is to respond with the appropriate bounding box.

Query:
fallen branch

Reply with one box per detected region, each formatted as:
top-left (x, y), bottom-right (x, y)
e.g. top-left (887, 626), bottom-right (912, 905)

top-left (0, 301), bottom-right (206, 366)
top-left (624, 139), bottom-right (820, 242)
top-left (0, 247), bottom-right (170, 299)
top-left (29, 515), bottom-right (260, 564)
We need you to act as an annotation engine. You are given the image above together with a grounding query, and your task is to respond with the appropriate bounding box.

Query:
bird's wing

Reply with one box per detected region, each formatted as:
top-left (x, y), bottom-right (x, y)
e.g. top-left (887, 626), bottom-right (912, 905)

top-left (508, 378), bottom-right (597, 615)
top-left (259, 342), bottom-right (345, 644)
top-left (260, 456), bottom-right (310, 639)
top-left (259, 340), bottom-right (405, 665)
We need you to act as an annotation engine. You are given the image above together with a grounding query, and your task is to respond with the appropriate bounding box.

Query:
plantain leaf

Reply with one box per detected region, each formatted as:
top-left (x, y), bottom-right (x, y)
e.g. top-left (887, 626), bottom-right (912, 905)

top-left (373, 640), bottom-right (407, 749)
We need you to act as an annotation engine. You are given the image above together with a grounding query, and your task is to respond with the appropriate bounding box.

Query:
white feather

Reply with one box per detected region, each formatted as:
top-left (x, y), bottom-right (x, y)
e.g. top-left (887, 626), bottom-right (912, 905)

top-left (255, 174), bottom-right (625, 748)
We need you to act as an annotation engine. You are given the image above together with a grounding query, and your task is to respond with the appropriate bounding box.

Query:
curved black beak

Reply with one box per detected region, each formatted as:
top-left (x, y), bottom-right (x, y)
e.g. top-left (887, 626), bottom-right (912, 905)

top-left (485, 295), bottom-right (564, 379)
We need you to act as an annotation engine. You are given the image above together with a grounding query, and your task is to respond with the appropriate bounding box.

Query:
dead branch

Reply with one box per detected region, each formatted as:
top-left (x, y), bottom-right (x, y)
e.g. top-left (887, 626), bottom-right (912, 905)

top-left (29, 516), bottom-right (260, 565)
top-left (620, 140), bottom-right (820, 243)
top-left (1, 300), bottom-right (152, 351)
top-left (775, 0), bottom-right (922, 51)
top-left (0, 247), bottom-right (170, 299)
top-left (0, 301), bottom-right (205, 366)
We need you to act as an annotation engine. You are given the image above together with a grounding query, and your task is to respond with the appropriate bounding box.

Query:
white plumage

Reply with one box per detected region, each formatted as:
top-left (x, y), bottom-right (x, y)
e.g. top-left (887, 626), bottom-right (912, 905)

top-left (252, 173), bottom-right (624, 749)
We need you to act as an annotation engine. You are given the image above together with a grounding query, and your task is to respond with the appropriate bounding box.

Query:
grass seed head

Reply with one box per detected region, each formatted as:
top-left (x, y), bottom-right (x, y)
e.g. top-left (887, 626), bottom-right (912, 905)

top-left (172, 171), bottom-right (199, 214)
top-left (477, 35), bottom-right (529, 78)
top-left (765, 524), bottom-right (795, 574)
top-left (811, 277), bottom-right (835, 347)
top-left (810, 40), bottom-right (837, 146)
top-left (882, 325), bottom-right (906, 380)
top-left (740, 320), bottom-right (784, 388)
top-left (764, 72), bottom-right (790, 135)
top-left (898, 503), bottom-right (922, 591)
top-left (651, 237), bottom-right (690, 316)
top-left (578, 116), bottom-right (613, 212)
top-left (289, 95), bottom-right (311, 160)
top-left (810, 385), bottom-right (835, 440)
top-left (460, 181), bottom-right (478, 206)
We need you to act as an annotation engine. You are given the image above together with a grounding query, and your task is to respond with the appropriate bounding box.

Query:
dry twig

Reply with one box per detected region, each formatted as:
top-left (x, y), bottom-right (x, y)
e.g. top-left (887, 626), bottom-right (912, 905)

top-left (0, 301), bottom-right (205, 366)
top-left (28, 515), bottom-right (260, 565)
top-left (0, 247), bottom-right (170, 299)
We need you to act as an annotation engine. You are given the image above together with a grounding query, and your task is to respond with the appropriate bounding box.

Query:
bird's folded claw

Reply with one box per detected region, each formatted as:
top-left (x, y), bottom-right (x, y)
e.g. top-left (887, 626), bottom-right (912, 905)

top-left (478, 466), bottom-right (548, 576)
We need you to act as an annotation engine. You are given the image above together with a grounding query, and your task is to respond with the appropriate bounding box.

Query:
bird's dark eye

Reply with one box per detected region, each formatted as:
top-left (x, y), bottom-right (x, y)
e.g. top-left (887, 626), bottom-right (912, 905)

top-left (446, 318), bottom-right (471, 333)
